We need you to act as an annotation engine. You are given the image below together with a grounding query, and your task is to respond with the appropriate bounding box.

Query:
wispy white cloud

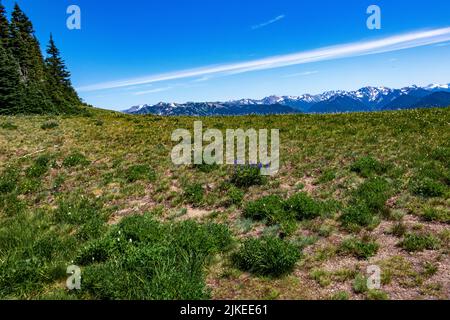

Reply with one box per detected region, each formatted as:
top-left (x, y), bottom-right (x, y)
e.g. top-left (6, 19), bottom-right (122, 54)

top-left (251, 15), bottom-right (285, 30)
top-left (284, 70), bottom-right (319, 78)
top-left (77, 27), bottom-right (450, 92)
top-left (133, 86), bottom-right (173, 96)
top-left (435, 41), bottom-right (450, 47)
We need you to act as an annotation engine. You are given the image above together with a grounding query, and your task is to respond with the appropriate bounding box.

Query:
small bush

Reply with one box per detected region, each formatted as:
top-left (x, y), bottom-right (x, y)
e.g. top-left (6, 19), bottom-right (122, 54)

top-left (41, 121), bottom-right (59, 130)
top-left (410, 177), bottom-right (446, 198)
top-left (63, 152), bottom-right (90, 168)
top-left (230, 165), bottom-right (267, 188)
top-left (350, 156), bottom-right (388, 177)
top-left (243, 195), bottom-right (286, 223)
top-left (400, 233), bottom-right (441, 252)
top-left (184, 183), bottom-right (204, 206)
top-left (227, 186), bottom-right (244, 206)
top-left (339, 237), bottom-right (379, 259)
top-left (232, 236), bottom-right (301, 277)
top-left (284, 193), bottom-right (322, 220)
top-left (340, 202), bottom-right (379, 230)
top-left (353, 177), bottom-right (391, 213)
top-left (123, 164), bottom-right (156, 182)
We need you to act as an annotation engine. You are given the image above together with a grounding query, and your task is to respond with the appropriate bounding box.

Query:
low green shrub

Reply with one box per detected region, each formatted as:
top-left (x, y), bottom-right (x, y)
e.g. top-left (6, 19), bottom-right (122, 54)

top-left (123, 164), bottom-right (156, 182)
top-left (63, 152), bottom-right (90, 168)
top-left (232, 236), bottom-right (301, 277)
top-left (400, 233), bottom-right (441, 252)
top-left (422, 207), bottom-right (450, 224)
top-left (339, 237), bottom-right (379, 259)
top-left (353, 177), bottom-right (391, 214)
top-left (284, 192), bottom-right (322, 220)
top-left (340, 202), bottom-right (379, 230)
top-left (183, 183), bottom-right (204, 206)
top-left (227, 186), bottom-right (244, 206)
top-left (410, 177), bottom-right (446, 198)
top-left (350, 156), bottom-right (388, 177)
top-left (230, 165), bottom-right (267, 188)
top-left (243, 195), bottom-right (286, 223)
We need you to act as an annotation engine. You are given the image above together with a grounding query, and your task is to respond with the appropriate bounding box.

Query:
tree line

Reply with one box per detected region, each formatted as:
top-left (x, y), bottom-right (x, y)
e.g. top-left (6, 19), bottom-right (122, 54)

top-left (0, 2), bottom-right (82, 115)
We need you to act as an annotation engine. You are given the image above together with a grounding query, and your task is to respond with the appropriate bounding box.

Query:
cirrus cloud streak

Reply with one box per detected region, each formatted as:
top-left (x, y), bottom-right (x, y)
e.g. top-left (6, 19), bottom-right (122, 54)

top-left (77, 27), bottom-right (450, 92)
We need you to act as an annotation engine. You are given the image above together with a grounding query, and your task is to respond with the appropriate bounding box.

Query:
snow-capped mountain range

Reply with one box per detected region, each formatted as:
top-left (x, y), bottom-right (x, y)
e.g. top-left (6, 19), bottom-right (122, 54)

top-left (123, 83), bottom-right (450, 116)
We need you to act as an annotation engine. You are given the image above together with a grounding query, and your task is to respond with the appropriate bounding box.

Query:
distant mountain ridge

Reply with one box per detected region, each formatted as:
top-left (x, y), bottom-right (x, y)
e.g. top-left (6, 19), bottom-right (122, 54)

top-left (123, 83), bottom-right (450, 116)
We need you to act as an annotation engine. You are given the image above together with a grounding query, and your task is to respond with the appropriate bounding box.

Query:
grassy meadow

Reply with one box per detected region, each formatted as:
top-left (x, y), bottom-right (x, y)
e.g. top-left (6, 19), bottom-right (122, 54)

top-left (0, 107), bottom-right (449, 300)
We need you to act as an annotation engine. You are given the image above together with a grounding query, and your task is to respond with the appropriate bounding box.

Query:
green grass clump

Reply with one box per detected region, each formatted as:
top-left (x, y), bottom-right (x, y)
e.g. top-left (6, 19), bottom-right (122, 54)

top-left (410, 177), bottom-right (446, 198)
top-left (63, 152), bottom-right (90, 168)
top-left (422, 207), bottom-right (450, 224)
top-left (352, 273), bottom-right (368, 294)
top-left (399, 233), bottom-right (441, 252)
top-left (232, 236), bottom-right (301, 277)
top-left (230, 165), bottom-right (267, 188)
top-left (54, 197), bottom-right (108, 241)
top-left (78, 215), bottom-right (233, 299)
top-left (366, 289), bottom-right (389, 300)
top-left (316, 169), bottom-right (336, 184)
top-left (339, 237), bottom-right (379, 259)
top-left (0, 193), bottom-right (26, 217)
top-left (243, 195), bottom-right (286, 223)
top-left (183, 183), bottom-right (204, 206)
top-left (330, 291), bottom-right (350, 300)
top-left (123, 164), bottom-right (156, 182)
top-left (0, 122), bottom-right (18, 130)
top-left (41, 121), bottom-right (59, 130)
top-left (431, 147), bottom-right (450, 167)
top-left (350, 156), bottom-right (388, 177)
top-left (0, 167), bottom-right (19, 194)
top-left (0, 210), bottom-right (76, 298)
top-left (284, 192), bottom-right (322, 220)
top-left (26, 155), bottom-right (51, 178)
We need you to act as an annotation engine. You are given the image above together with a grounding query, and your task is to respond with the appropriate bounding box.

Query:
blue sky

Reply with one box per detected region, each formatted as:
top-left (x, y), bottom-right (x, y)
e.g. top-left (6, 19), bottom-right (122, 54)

top-left (4, 0), bottom-right (450, 110)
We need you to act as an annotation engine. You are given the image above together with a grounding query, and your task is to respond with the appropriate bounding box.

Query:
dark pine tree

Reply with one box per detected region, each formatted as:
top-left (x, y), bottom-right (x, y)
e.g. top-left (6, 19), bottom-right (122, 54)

top-left (0, 0), bottom-right (9, 45)
top-left (9, 3), bottom-right (53, 113)
top-left (0, 44), bottom-right (23, 114)
top-left (45, 34), bottom-right (80, 106)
